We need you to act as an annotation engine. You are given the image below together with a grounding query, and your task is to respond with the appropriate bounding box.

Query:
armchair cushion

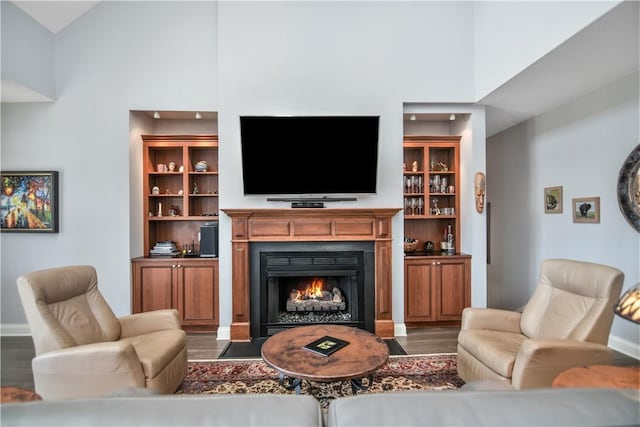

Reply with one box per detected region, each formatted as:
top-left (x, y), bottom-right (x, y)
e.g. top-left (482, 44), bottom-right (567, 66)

top-left (457, 330), bottom-right (525, 378)
top-left (119, 309), bottom-right (182, 338)
top-left (120, 330), bottom-right (186, 379)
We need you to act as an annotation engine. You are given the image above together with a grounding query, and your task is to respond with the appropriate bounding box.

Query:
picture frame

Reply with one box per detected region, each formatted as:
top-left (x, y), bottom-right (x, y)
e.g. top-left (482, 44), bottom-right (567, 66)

top-left (572, 196), bottom-right (600, 223)
top-left (544, 186), bottom-right (563, 214)
top-left (1, 171), bottom-right (59, 233)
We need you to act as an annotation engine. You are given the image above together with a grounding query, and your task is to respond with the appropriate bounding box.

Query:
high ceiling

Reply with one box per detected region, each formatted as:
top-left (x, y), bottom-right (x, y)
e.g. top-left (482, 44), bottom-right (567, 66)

top-left (11, 1), bottom-right (99, 34)
top-left (6, 1), bottom-right (639, 137)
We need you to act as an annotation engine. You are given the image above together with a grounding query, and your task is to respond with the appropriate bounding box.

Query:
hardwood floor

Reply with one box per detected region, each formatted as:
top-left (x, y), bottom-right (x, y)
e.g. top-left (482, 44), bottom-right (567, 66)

top-left (2, 326), bottom-right (637, 391)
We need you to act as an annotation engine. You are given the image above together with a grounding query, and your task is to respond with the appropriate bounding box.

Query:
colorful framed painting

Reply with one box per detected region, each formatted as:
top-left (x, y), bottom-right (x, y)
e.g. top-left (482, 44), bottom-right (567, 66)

top-left (544, 186), bottom-right (563, 214)
top-left (572, 196), bottom-right (600, 224)
top-left (1, 171), bottom-right (59, 233)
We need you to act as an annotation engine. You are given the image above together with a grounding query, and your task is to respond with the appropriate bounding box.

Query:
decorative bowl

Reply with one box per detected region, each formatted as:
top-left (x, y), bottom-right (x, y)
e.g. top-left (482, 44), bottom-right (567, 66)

top-left (195, 161), bottom-right (208, 172)
top-left (404, 239), bottom-right (418, 253)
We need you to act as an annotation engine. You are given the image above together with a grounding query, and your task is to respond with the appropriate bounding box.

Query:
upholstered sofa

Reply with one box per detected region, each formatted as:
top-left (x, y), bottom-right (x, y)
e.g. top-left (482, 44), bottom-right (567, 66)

top-left (2, 387), bottom-right (638, 426)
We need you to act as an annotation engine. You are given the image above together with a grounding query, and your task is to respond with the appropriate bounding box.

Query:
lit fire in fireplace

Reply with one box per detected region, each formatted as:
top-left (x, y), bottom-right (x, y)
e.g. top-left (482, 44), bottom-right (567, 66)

top-left (292, 278), bottom-right (327, 301)
top-left (286, 277), bottom-right (345, 312)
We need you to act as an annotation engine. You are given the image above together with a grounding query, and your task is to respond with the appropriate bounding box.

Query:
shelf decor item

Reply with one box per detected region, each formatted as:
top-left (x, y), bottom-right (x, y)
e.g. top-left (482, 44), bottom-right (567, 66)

top-left (404, 238), bottom-right (418, 253)
top-left (572, 196), bottom-right (600, 223)
top-left (0, 171), bottom-right (59, 233)
top-left (474, 172), bottom-right (486, 214)
top-left (195, 161), bottom-right (208, 172)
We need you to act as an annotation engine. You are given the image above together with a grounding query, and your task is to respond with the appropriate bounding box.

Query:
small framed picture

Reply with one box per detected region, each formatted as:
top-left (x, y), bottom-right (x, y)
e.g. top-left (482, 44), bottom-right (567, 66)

top-left (1, 171), bottom-right (59, 233)
top-left (572, 196), bottom-right (600, 223)
top-left (544, 186), bottom-right (563, 214)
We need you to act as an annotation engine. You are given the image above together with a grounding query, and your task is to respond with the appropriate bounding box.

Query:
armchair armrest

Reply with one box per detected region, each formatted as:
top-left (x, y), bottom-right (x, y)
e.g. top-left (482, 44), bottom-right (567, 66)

top-left (460, 307), bottom-right (522, 333)
top-left (32, 341), bottom-right (145, 400)
top-left (511, 338), bottom-right (614, 390)
top-left (119, 309), bottom-right (182, 338)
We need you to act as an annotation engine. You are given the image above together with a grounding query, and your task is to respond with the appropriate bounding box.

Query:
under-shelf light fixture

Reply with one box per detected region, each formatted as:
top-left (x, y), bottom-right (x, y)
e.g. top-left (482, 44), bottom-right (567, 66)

top-left (409, 114), bottom-right (416, 121)
top-left (153, 111), bottom-right (160, 119)
top-left (195, 112), bottom-right (202, 120)
top-left (449, 113), bottom-right (456, 121)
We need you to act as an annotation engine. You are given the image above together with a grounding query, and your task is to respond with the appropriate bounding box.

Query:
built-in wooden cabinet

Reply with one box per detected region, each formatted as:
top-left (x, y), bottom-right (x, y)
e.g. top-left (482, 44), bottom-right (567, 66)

top-left (404, 254), bottom-right (471, 323)
top-left (403, 135), bottom-right (460, 248)
top-left (142, 135), bottom-right (219, 256)
top-left (131, 134), bottom-right (219, 332)
top-left (403, 135), bottom-right (470, 326)
top-left (131, 257), bottom-right (218, 332)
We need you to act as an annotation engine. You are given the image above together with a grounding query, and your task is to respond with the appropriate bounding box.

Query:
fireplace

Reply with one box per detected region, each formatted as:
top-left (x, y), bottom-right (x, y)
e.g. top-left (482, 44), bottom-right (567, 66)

top-left (223, 208), bottom-right (399, 341)
top-left (250, 242), bottom-right (375, 338)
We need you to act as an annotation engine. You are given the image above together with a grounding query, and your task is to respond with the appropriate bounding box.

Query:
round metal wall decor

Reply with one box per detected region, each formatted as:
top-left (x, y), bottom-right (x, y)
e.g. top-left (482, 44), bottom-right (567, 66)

top-left (617, 144), bottom-right (640, 233)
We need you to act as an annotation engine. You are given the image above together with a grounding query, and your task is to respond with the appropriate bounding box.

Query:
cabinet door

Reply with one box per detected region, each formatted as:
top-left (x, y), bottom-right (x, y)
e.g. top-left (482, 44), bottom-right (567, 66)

top-left (176, 260), bottom-right (218, 329)
top-left (435, 258), bottom-right (470, 321)
top-left (404, 261), bottom-right (435, 322)
top-left (132, 260), bottom-right (175, 313)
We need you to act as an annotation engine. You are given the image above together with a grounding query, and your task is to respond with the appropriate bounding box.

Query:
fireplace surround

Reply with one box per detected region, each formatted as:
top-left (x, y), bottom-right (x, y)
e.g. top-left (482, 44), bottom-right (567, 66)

top-left (223, 208), bottom-right (400, 341)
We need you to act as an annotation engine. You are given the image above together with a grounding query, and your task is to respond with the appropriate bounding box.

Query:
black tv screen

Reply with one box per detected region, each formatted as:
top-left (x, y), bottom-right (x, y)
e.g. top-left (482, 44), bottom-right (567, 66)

top-left (240, 116), bottom-right (379, 195)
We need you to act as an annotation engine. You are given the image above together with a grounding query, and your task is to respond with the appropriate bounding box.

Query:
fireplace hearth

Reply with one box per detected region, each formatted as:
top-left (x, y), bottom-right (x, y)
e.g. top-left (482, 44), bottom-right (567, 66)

top-left (250, 242), bottom-right (375, 338)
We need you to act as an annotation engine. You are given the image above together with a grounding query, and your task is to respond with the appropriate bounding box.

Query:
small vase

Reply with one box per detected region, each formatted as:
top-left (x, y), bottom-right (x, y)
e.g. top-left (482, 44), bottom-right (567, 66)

top-left (195, 161), bottom-right (208, 172)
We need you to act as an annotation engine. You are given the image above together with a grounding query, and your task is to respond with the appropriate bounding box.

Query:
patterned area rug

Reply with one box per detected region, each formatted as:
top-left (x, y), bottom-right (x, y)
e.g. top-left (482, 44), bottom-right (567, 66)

top-left (177, 354), bottom-right (464, 412)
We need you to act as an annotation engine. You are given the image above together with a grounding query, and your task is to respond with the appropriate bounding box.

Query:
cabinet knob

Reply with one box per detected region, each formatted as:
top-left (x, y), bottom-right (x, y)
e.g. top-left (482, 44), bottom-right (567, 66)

top-left (172, 264), bottom-right (177, 268)
top-left (177, 264), bottom-right (182, 268)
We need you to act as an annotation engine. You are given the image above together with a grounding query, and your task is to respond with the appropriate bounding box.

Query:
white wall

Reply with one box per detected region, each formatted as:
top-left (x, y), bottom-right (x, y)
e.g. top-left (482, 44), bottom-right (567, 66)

top-left (487, 72), bottom-right (640, 358)
top-left (473, 0), bottom-right (620, 100)
top-left (216, 1), bottom-right (479, 336)
top-left (2, 0), bottom-right (631, 355)
top-left (1, 2), bottom-right (55, 99)
top-left (1, 1), bottom-right (218, 328)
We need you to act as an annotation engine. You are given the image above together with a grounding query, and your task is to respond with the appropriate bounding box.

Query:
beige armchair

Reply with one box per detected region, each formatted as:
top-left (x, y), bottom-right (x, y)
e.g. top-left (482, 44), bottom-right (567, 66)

top-left (457, 258), bottom-right (624, 389)
top-left (17, 265), bottom-right (187, 400)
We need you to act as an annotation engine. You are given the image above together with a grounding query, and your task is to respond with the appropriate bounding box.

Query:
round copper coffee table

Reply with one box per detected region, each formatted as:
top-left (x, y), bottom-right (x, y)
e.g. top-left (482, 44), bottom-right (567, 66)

top-left (0, 387), bottom-right (42, 403)
top-left (261, 324), bottom-right (389, 395)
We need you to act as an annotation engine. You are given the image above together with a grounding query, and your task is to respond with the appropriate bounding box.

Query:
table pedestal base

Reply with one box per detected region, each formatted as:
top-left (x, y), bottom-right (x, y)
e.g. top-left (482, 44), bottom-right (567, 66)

top-left (278, 373), bottom-right (375, 395)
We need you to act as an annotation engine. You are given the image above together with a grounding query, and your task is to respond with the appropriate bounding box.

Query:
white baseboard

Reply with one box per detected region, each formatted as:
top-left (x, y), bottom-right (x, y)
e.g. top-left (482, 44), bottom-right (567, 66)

top-left (394, 322), bottom-right (407, 337)
top-left (216, 325), bottom-right (230, 340)
top-left (609, 334), bottom-right (640, 360)
top-left (1, 323), bottom-right (30, 336)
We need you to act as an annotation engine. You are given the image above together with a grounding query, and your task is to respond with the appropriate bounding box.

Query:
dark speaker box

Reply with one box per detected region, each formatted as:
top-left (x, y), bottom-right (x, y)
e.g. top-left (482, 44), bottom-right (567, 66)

top-left (199, 222), bottom-right (218, 258)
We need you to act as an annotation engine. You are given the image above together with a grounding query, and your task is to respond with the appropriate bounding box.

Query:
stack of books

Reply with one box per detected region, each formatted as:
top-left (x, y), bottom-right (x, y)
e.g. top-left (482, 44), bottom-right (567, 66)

top-left (150, 241), bottom-right (180, 257)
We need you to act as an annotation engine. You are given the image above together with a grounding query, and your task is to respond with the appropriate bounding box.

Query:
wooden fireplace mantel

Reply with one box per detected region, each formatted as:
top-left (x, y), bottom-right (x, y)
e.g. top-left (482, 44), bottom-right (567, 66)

top-left (222, 208), bottom-right (401, 341)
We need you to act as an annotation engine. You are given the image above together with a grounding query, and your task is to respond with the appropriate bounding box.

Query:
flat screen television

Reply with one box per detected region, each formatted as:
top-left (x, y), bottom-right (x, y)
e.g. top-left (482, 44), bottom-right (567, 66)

top-left (240, 116), bottom-right (379, 196)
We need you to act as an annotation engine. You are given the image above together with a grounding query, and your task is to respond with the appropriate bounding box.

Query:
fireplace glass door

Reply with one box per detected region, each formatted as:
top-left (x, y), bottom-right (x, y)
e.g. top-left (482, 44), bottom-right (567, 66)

top-left (250, 242), bottom-right (374, 338)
